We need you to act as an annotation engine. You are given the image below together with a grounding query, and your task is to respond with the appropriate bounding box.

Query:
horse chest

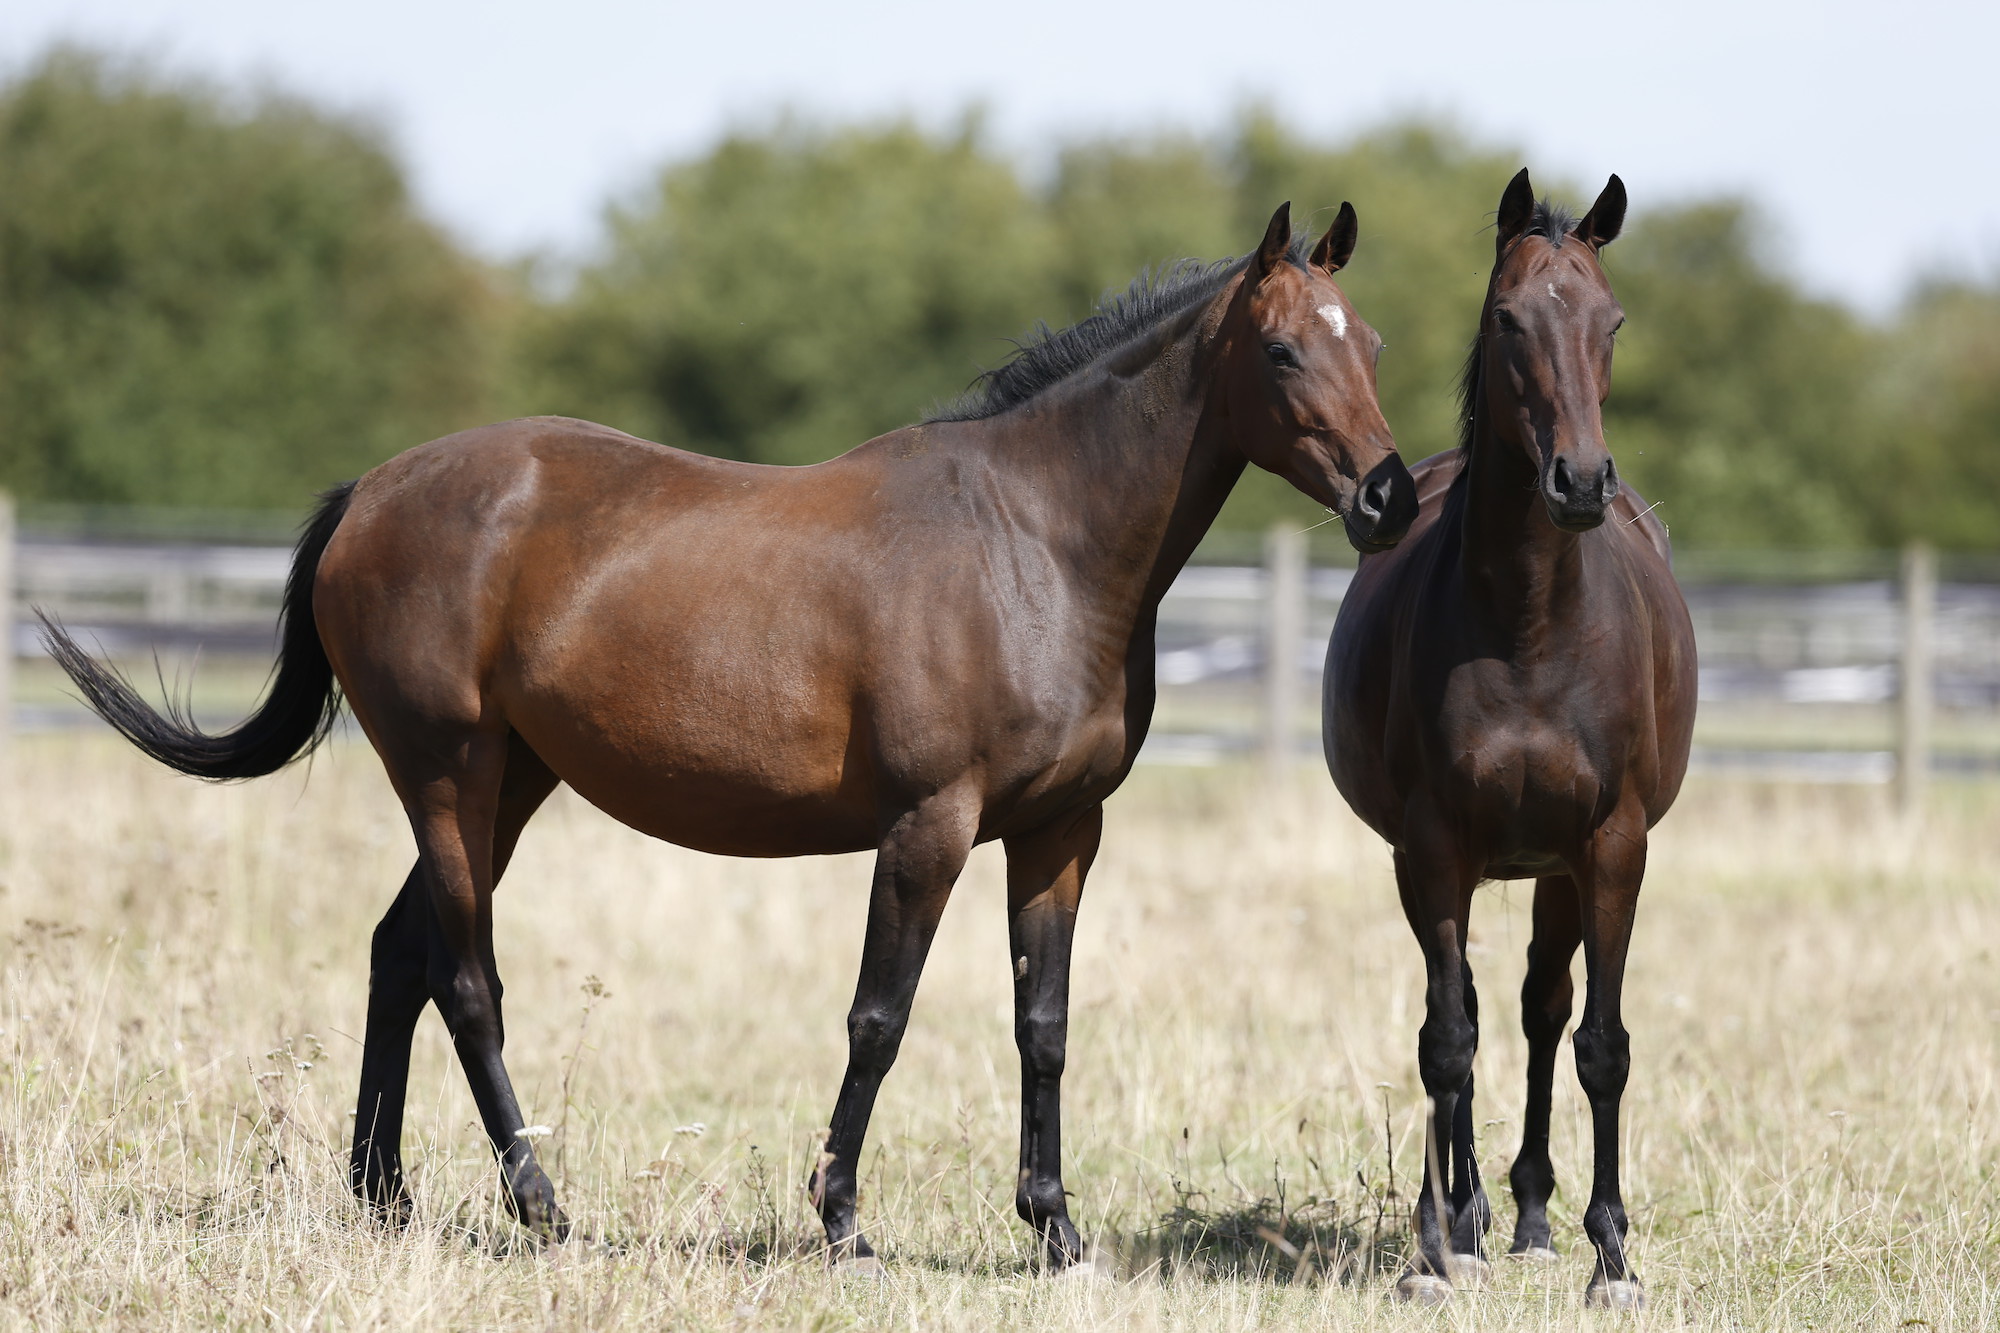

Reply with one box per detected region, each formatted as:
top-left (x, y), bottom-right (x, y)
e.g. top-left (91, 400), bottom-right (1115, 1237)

top-left (1428, 670), bottom-right (1619, 836)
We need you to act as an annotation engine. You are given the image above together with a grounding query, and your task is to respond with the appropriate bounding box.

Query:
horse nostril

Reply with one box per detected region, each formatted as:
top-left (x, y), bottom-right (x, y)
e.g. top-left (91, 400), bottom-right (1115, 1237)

top-left (1360, 476), bottom-right (1391, 521)
top-left (1600, 457), bottom-right (1620, 503)
top-left (1550, 457), bottom-right (1575, 500)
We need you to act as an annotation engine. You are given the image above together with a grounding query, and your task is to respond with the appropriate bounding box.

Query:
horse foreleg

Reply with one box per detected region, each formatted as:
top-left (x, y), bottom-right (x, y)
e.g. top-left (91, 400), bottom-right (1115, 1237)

top-left (810, 791), bottom-right (979, 1270)
top-left (1446, 957), bottom-right (1491, 1279)
top-left (1573, 817), bottom-right (1647, 1309)
top-left (1002, 805), bottom-right (1101, 1273)
top-left (1509, 873), bottom-right (1581, 1260)
top-left (1392, 837), bottom-right (1480, 1302)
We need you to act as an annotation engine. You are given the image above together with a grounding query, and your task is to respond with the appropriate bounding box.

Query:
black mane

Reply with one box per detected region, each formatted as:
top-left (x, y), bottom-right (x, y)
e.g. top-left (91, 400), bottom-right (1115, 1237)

top-left (1457, 198), bottom-right (1578, 451)
top-left (931, 239), bottom-right (1311, 423)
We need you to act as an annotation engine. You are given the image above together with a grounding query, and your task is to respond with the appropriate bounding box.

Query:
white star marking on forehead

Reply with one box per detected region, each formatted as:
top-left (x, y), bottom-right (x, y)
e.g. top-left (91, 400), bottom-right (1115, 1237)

top-left (1316, 302), bottom-right (1348, 339)
top-left (1546, 282), bottom-right (1568, 309)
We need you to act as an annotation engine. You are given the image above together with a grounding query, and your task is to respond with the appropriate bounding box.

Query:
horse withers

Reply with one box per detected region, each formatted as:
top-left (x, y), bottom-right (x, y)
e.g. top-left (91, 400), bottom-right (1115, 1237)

top-left (1324, 171), bottom-right (1696, 1308)
top-left (44, 202), bottom-right (1416, 1273)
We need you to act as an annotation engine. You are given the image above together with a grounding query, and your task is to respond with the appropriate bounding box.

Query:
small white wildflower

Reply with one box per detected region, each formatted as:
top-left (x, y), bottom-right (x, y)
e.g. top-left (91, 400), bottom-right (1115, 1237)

top-left (515, 1125), bottom-right (554, 1140)
top-left (674, 1122), bottom-right (707, 1138)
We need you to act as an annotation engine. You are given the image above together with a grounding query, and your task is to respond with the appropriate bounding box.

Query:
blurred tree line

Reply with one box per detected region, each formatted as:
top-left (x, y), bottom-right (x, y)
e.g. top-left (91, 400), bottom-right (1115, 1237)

top-left (4, 49), bottom-right (1997, 547)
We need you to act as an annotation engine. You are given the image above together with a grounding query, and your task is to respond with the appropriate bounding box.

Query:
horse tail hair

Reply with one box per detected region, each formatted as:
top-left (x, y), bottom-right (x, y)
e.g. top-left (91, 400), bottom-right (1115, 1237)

top-left (37, 480), bottom-right (357, 781)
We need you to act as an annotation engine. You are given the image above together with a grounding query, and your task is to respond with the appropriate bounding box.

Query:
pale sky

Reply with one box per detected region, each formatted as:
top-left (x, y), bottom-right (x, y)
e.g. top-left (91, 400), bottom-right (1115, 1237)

top-left (6, 0), bottom-right (1997, 314)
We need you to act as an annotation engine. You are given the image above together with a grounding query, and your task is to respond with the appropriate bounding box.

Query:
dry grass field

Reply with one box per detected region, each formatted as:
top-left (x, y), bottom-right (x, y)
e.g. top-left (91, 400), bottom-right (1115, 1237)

top-left (0, 732), bottom-right (1996, 1329)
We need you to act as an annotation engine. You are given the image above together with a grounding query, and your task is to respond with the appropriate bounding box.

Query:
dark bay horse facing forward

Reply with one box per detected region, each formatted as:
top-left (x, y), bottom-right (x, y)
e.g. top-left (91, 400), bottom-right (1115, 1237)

top-left (46, 203), bottom-right (1416, 1273)
top-left (1324, 172), bottom-right (1695, 1308)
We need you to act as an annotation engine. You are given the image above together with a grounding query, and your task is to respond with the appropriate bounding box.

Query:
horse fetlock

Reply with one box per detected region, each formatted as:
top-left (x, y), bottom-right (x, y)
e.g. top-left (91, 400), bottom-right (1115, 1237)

top-left (1015, 1176), bottom-right (1070, 1226)
top-left (1508, 1152), bottom-right (1555, 1209)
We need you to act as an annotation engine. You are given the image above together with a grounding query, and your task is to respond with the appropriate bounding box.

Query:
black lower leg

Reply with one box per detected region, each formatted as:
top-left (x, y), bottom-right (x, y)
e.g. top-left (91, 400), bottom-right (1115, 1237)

top-left (1004, 811), bottom-right (1096, 1271)
top-left (1446, 969), bottom-right (1489, 1261)
top-left (1575, 1022), bottom-right (1634, 1286)
top-left (350, 866), bottom-right (430, 1224)
top-left (1414, 990), bottom-right (1474, 1277)
top-left (813, 1004), bottom-right (906, 1260)
top-left (425, 902), bottom-right (567, 1240)
top-left (810, 801), bottom-right (971, 1264)
top-left (1510, 876), bottom-right (1580, 1256)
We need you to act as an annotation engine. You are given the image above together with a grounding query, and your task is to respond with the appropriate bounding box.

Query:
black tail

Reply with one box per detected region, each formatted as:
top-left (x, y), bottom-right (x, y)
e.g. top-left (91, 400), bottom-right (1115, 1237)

top-left (38, 481), bottom-right (357, 781)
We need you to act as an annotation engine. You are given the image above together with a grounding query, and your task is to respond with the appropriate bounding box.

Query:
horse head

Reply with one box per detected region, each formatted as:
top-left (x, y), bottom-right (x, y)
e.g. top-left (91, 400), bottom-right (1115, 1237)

top-left (1217, 201), bottom-right (1416, 553)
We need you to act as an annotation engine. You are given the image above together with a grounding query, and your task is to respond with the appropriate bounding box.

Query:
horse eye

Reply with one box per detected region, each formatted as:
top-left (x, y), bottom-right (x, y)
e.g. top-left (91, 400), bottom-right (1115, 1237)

top-left (1494, 309), bottom-right (1520, 334)
top-left (1265, 342), bottom-right (1296, 368)
top-left (1611, 318), bottom-right (1626, 337)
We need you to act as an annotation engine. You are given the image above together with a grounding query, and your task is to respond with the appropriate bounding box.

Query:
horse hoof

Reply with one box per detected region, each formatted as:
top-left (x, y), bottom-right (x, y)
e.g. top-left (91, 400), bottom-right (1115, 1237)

top-left (1393, 1274), bottom-right (1454, 1306)
top-left (1445, 1254), bottom-right (1491, 1288)
top-left (1049, 1255), bottom-right (1111, 1282)
top-left (831, 1255), bottom-right (885, 1279)
top-left (1585, 1278), bottom-right (1645, 1311)
top-left (1509, 1245), bottom-right (1561, 1263)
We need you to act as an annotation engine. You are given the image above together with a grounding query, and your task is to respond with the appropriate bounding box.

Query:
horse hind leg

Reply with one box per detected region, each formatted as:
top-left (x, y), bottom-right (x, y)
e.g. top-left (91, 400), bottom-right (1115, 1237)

top-left (1508, 874), bottom-right (1581, 1261)
top-left (350, 864), bottom-right (429, 1223)
top-left (810, 790), bottom-right (979, 1270)
top-left (349, 730), bottom-right (560, 1229)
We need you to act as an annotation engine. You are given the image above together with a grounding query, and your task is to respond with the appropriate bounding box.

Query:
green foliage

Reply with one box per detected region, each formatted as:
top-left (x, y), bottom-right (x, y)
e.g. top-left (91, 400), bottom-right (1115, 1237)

top-left (1870, 279), bottom-right (2000, 549)
top-left (1603, 201), bottom-right (1885, 548)
top-left (508, 117), bottom-right (1055, 464)
top-left (3, 48), bottom-right (1993, 549)
top-left (0, 50), bottom-right (497, 506)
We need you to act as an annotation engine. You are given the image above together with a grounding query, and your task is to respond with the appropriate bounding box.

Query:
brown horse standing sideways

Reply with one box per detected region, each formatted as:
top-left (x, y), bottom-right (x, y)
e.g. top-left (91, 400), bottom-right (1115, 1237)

top-left (43, 203), bottom-right (1416, 1273)
top-left (1324, 171), bottom-right (1696, 1308)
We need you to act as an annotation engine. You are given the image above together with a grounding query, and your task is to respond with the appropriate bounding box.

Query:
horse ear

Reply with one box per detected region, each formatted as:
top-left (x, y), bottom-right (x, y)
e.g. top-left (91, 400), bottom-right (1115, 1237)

top-left (1310, 201), bottom-right (1358, 274)
top-left (1253, 201), bottom-right (1293, 279)
top-left (1495, 168), bottom-right (1535, 254)
top-left (1574, 173), bottom-right (1627, 251)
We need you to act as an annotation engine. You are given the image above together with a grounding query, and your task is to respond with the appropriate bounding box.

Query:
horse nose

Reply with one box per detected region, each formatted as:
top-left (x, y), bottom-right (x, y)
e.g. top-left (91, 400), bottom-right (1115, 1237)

top-left (1544, 452), bottom-right (1614, 531)
top-left (1347, 455), bottom-right (1416, 552)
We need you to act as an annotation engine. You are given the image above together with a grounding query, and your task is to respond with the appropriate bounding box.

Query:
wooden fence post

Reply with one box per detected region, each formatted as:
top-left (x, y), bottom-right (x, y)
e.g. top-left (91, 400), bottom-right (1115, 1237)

top-left (1263, 524), bottom-right (1307, 781)
top-left (1897, 540), bottom-right (1936, 817)
top-left (0, 491), bottom-right (13, 765)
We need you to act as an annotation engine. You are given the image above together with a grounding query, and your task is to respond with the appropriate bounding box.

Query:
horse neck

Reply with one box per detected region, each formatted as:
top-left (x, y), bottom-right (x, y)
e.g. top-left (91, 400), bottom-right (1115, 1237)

top-left (1459, 406), bottom-right (1586, 642)
top-left (963, 323), bottom-right (1243, 620)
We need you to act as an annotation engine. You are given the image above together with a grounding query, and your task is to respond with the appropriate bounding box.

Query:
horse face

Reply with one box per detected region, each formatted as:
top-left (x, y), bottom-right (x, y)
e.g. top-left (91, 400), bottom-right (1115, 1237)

top-left (1225, 203), bottom-right (1415, 554)
top-left (1486, 172), bottom-right (1629, 532)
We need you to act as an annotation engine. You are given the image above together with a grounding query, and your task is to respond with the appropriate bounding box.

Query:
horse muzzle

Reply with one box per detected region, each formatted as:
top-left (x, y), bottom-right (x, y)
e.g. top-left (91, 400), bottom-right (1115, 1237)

top-left (1344, 454), bottom-right (1418, 553)
top-left (1542, 453), bottom-right (1619, 532)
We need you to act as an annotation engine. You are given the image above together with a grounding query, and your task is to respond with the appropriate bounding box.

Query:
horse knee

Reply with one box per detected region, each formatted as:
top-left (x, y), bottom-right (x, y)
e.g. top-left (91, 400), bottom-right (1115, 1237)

top-left (1573, 1025), bottom-right (1630, 1102)
top-left (1015, 1009), bottom-right (1067, 1078)
top-left (846, 1005), bottom-right (905, 1075)
top-left (1417, 1011), bottom-right (1476, 1098)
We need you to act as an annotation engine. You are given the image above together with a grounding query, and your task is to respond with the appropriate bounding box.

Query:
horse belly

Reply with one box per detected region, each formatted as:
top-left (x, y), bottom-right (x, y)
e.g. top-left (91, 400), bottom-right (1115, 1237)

top-left (505, 661), bottom-right (881, 859)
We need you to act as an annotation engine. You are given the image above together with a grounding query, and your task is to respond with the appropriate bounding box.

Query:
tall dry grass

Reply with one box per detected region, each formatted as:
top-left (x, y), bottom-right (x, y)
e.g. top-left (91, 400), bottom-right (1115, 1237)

top-left (0, 733), bottom-right (1996, 1329)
